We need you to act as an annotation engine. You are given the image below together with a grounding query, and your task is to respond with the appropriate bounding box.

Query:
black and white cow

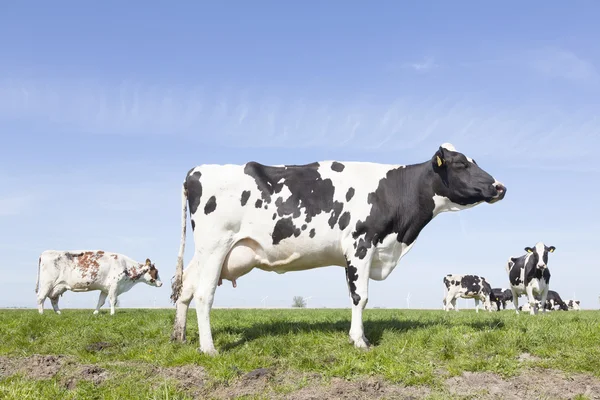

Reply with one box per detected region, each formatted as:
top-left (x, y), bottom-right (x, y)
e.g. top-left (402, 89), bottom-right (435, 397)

top-left (567, 299), bottom-right (581, 311)
top-left (490, 288), bottom-right (513, 311)
top-left (506, 242), bottom-right (556, 315)
top-left (169, 143), bottom-right (506, 355)
top-left (443, 274), bottom-right (493, 312)
top-left (541, 290), bottom-right (568, 311)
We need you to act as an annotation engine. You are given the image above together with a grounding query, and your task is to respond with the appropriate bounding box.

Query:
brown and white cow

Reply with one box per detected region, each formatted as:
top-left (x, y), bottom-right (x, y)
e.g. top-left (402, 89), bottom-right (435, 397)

top-left (35, 250), bottom-right (162, 315)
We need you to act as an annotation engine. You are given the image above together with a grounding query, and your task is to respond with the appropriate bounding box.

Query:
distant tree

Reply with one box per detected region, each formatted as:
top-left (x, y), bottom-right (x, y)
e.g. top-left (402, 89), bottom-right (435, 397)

top-left (292, 296), bottom-right (307, 308)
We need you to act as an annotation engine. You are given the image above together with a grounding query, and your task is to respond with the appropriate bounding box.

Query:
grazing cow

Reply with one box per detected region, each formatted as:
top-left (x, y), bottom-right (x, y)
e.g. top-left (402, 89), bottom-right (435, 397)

top-left (506, 242), bottom-right (556, 315)
top-left (170, 143), bottom-right (506, 355)
top-left (443, 274), bottom-right (493, 313)
top-left (490, 288), bottom-right (513, 311)
top-left (567, 299), bottom-right (581, 311)
top-left (542, 289), bottom-right (568, 311)
top-left (36, 250), bottom-right (162, 315)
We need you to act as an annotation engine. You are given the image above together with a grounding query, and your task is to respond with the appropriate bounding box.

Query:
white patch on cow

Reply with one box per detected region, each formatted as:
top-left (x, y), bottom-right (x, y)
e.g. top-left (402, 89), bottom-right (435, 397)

top-left (441, 143), bottom-right (456, 152)
top-left (535, 241), bottom-right (546, 268)
top-left (432, 194), bottom-right (480, 216)
top-left (370, 235), bottom-right (415, 281)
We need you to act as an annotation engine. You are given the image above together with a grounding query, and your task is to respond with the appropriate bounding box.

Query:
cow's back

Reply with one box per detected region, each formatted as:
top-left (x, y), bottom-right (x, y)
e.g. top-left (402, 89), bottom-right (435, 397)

top-left (40, 250), bottom-right (125, 291)
top-left (185, 161), bottom-right (399, 268)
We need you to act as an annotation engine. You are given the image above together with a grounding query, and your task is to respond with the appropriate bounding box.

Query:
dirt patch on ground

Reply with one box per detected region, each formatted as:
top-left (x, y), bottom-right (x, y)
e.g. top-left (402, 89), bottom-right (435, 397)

top-left (2, 356), bottom-right (599, 399)
top-left (85, 341), bottom-right (113, 352)
top-left (445, 369), bottom-right (600, 399)
top-left (0, 355), bottom-right (109, 388)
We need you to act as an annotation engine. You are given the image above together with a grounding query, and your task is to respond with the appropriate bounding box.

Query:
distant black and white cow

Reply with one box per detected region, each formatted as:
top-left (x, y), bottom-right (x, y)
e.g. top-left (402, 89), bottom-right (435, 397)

top-left (490, 288), bottom-right (513, 311)
top-left (567, 299), bottom-right (581, 311)
top-left (506, 242), bottom-right (556, 315)
top-left (36, 250), bottom-right (163, 315)
top-left (542, 289), bottom-right (568, 311)
top-left (169, 143), bottom-right (506, 355)
top-left (443, 274), bottom-right (493, 312)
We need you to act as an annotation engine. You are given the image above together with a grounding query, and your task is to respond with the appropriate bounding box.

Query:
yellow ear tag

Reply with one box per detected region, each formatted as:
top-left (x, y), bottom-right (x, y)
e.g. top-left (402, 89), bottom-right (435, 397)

top-left (549, 248), bottom-right (554, 253)
top-left (527, 249), bottom-right (532, 253)
top-left (436, 156), bottom-right (443, 167)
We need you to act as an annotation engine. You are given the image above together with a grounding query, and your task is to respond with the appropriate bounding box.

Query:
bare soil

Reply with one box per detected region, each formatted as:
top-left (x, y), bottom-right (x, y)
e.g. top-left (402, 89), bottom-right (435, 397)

top-left (1, 355), bottom-right (599, 399)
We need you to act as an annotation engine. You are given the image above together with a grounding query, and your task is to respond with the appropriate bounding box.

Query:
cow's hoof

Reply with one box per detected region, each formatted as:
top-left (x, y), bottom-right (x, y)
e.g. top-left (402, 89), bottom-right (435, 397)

top-left (93, 310), bottom-right (99, 315)
top-left (199, 347), bottom-right (218, 356)
top-left (349, 335), bottom-right (371, 349)
top-left (56, 311), bottom-right (62, 315)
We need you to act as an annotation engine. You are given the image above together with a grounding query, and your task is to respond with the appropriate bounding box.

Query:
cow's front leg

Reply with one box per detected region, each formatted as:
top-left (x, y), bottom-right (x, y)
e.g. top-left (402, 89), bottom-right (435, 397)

top-left (525, 286), bottom-right (537, 315)
top-left (539, 288), bottom-right (549, 314)
top-left (93, 292), bottom-right (108, 315)
top-left (474, 298), bottom-right (480, 313)
top-left (345, 254), bottom-right (372, 349)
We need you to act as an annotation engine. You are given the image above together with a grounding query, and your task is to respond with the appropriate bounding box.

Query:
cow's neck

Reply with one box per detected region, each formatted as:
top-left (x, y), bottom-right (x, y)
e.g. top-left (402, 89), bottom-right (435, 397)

top-left (389, 161), bottom-right (439, 246)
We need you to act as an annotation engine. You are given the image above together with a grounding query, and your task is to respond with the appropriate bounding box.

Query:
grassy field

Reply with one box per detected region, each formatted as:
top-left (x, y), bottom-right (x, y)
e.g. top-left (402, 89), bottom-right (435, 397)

top-left (1, 308), bottom-right (599, 399)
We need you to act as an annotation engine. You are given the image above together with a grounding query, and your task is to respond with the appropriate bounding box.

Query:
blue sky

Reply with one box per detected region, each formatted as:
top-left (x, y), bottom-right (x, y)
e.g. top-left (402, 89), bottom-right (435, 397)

top-left (1, 1), bottom-right (599, 311)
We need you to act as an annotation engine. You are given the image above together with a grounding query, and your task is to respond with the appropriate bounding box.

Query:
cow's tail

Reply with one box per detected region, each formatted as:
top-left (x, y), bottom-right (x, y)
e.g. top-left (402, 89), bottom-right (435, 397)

top-left (35, 256), bottom-right (41, 293)
top-left (170, 183), bottom-right (188, 303)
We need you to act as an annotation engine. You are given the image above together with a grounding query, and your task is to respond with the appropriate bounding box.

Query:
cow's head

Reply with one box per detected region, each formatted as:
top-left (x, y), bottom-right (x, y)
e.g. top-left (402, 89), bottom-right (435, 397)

top-left (524, 242), bottom-right (555, 270)
top-left (431, 143), bottom-right (506, 209)
top-left (142, 258), bottom-right (163, 287)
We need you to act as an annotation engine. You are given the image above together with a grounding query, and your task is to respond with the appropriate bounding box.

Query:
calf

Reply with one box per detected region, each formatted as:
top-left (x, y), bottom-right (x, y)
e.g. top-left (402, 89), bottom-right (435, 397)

top-left (506, 242), bottom-right (556, 315)
top-left (490, 288), bottom-right (513, 311)
top-left (567, 299), bottom-right (581, 311)
top-left (170, 143), bottom-right (506, 355)
top-left (443, 274), bottom-right (493, 313)
top-left (36, 250), bottom-right (162, 315)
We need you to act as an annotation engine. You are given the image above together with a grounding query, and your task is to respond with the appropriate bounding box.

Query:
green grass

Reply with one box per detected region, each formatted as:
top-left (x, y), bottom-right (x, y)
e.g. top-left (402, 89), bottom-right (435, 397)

top-left (1, 308), bottom-right (599, 399)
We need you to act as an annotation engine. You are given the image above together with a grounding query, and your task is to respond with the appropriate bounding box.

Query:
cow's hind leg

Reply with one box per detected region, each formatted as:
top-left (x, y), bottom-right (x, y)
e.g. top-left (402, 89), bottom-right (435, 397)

top-left (345, 254), bottom-right (372, 349)
top-left (511, 289), bottom-right (520, 314)
top-left (50, 295), bottom-right (61, 314)
top-left (93, 292), bottom-right (108, 315)
top-left (171, 257), bottom-right (198, 343)
top-left (194, 244), bottom-right (232, 356)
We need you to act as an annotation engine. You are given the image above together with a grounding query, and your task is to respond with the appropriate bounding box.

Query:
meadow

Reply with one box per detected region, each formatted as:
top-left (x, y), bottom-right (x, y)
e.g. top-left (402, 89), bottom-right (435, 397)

top-left (1, 308), bottom-right (599, 399)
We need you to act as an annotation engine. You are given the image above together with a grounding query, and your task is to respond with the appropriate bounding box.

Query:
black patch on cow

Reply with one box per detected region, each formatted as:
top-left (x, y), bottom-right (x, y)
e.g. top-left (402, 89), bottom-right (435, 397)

top-left (241, 190), bottom-right (251, 206)
top-left (255, 199), bottom-right (263, 208)
top-left (204, 196), bottom-right (217, 215)
top-left (191, 220), bottom-right (196, 231)
top-left (351, 164), bottom-right (436, 259)
top-left (459, 275), bottom-right (485, 296)
top-left (244, 161), bottom-right (347, 240)
top-left (301, 224), bottom-right (307, 231)
top-left (185, 170), bottom-right (203, 215)
top-left (346, 187), bottom-right (355, 202)
top-left (328, 202), bottom-right (344, 228)
top-left (272, 218), bottom-right (301, 245)
top-left (65, 252), bottom-right (84, 261)
top-left (309, 228), bottom-right (316, 238)
top-left (345, 257), bottom-right (360, 306)
top-left (338, 212), bottom-right (351, 230)
top-left (264, 205), bottom-right (268, 210)
top-left (331, 162), bottom-right (345, 172)
top-left (272, 213), bottom-right (276, 220)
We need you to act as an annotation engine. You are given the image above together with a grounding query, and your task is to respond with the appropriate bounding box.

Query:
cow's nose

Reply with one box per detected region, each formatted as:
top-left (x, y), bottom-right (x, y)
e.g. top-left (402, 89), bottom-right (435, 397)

top-left (156, 281), bottom-right (163, 287)
top-left (494, 183), bottom-right (506, 194)
top-left (538, 264), bottom-right (546, 269)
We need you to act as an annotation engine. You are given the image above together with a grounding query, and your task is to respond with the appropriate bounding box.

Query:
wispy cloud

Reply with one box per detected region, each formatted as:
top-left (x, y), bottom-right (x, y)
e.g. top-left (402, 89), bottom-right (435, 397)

top-left (526, 47), bottom-right (598, 84)
top-left (0, 78), bottom-right (598, 164)
top-left (0, 194), bottom-right (34, 217)
top-left (387, 56), bottom-right (438, 73)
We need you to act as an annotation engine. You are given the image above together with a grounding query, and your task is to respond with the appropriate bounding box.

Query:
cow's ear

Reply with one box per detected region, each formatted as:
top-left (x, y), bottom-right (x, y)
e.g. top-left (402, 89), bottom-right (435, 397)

top-left (145, 258), bottom-right (151, 265)
top-left (524, 247), bottom-right (534, 253)
top-left (547, 246), bottom-right (555, 253)
top-left (432, 147), bottom-right (447, 169)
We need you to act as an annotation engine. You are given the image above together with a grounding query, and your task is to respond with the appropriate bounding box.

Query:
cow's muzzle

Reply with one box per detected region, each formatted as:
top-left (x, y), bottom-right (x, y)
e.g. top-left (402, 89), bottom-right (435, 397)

top-left (487, 182), bottom-right (506, 204)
